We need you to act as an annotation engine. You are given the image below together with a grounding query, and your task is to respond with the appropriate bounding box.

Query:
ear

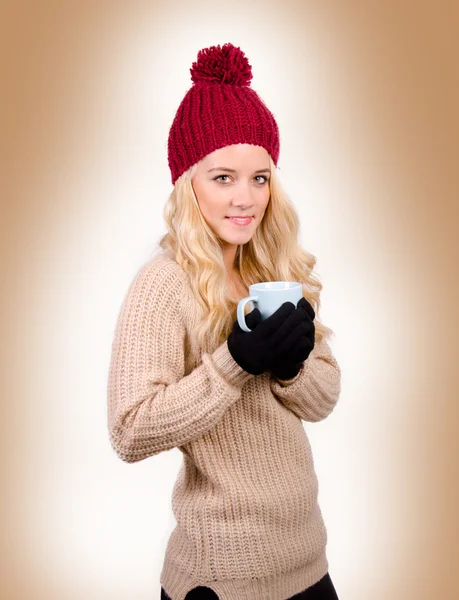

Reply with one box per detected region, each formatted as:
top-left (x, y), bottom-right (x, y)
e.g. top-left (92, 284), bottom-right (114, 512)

top-left (297, 297), bottom-right (315, 321)
top-left (244, 308), bottom-right (262, 330)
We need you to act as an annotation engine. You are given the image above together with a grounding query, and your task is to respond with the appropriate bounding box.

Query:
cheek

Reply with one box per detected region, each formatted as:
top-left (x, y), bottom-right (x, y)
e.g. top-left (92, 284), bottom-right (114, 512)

top-left (207, 188), bottom-right (231, 218)
top-left (194, 183), bottom-right (212, 212)
top-left (260, 188), bottom-right (270, 209)
top-left (258, 191), bottom-right (270, 218)
top-left (196, 186), bottom-right (227, 220)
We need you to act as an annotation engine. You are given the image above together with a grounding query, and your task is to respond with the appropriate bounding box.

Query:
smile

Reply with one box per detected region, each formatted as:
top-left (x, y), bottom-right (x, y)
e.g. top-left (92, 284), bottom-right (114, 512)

top-left (225, 217), bottom-right (253, 226)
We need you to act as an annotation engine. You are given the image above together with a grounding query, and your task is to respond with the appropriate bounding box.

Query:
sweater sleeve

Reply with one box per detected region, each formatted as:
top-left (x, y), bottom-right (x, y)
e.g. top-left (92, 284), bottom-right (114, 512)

top-left (107, 260), bottom-right (254, 463)
top-left (269, 336), bottom-right (341, 422)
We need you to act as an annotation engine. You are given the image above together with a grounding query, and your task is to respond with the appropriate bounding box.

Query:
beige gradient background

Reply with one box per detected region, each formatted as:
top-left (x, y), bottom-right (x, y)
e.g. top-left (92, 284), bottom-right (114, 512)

top-left (1, 1), bottom-right (458, 598)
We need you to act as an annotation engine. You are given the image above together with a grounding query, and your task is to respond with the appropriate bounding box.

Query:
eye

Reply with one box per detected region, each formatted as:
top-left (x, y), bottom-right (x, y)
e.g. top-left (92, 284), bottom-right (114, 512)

top-left (214, 175), bottom-right (231, 183)
top-left (254, 175), bottom-right (269, 184)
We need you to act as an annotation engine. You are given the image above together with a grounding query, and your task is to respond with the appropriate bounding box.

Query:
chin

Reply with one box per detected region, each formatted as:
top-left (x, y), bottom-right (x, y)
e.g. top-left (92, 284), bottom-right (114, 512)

top-left (222, 234), bottom-right (253, 244)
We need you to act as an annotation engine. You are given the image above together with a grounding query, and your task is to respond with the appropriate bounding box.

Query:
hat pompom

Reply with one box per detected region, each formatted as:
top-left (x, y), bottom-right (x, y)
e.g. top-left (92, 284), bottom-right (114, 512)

top-left (190, 43), bottom-right (253, 86)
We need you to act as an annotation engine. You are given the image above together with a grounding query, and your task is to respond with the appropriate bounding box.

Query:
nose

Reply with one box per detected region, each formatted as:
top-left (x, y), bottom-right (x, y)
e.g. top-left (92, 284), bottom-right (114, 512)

top-left (231, 181), bottom-right (255, 210)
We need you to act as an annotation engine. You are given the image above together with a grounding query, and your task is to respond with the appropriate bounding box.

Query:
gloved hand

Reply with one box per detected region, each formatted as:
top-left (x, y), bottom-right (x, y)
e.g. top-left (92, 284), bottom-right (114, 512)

top-left (263, 297), bottom-right (316, 380)
top-left (227, 301), bottom-right (308, 375)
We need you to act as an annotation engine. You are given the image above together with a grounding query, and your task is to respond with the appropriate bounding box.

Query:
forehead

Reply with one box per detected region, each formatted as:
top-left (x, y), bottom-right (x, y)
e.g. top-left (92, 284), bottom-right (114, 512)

top-left (200, 144), bottom-right (270, 169)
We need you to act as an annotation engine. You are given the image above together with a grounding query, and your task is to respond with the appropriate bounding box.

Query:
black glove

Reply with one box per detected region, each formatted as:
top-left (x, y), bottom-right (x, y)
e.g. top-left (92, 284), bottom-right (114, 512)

top-left (267, 297), bottom-right (316, 380)
top-left (227, 301), bottom-right (308, 375)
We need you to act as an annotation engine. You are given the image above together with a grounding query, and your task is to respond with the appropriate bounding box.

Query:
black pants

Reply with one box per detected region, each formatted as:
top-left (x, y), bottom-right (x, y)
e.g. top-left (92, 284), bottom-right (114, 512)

top-left (161, 572), bottom-right (339, 599)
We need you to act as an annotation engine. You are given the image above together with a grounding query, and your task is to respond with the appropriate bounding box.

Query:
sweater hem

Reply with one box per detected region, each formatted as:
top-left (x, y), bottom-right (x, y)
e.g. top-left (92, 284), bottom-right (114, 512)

top-left (160, 552), bottom-right (328, 600)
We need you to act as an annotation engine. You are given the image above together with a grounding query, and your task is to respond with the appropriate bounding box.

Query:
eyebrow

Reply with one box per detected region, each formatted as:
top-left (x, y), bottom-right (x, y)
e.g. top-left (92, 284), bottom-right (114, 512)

top-left (207, 167), bottom-right (271, 174)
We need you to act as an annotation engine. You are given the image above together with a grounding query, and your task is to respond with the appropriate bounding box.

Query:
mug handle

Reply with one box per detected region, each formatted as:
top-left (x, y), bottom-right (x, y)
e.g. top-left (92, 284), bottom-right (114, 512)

top-left (237, 296), bottom-right (259, 333)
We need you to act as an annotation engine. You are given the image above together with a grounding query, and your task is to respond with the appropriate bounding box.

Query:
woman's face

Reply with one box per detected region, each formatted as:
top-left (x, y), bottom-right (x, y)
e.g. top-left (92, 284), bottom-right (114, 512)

top-left (191, 143), bottom-right (271, 257)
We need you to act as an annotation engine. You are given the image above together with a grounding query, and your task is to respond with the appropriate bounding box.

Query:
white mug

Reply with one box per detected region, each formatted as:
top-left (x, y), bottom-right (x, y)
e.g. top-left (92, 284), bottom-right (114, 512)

top-left (237, 281), bottom-right (303, 333)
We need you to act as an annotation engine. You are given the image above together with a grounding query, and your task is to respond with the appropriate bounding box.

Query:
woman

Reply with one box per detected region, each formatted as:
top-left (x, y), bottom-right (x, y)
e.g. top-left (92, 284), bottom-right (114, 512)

top-left (107, 43), bottom-right (341, 600)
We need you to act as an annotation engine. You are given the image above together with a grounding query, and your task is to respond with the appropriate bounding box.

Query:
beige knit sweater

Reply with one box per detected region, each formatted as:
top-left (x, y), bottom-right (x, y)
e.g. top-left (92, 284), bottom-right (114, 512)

top-left (107, 252), bottom-right (341, 600)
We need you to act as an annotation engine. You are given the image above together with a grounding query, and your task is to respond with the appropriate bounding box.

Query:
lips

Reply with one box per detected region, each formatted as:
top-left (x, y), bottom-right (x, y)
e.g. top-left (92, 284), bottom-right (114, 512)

top-left (226, 216), bottom-right (253, 228)
top-left (226, 216), bottom-right (253, 223)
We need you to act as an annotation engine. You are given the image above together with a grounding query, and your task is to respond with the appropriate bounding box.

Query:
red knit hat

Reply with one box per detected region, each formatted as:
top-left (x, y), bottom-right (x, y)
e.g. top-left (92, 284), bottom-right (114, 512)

top-left (167, 43), bottom-right (280, 185)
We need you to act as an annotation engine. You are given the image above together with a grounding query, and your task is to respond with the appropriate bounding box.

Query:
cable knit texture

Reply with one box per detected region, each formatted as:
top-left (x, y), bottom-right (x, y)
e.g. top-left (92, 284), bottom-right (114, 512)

top-left (107, 252), bottom-right (341, 600)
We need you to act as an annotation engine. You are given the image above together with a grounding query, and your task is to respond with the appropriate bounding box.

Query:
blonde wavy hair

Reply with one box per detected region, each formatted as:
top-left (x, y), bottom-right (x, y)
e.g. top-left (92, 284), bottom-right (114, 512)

top-left (156, 156), bottom-right (333, 353)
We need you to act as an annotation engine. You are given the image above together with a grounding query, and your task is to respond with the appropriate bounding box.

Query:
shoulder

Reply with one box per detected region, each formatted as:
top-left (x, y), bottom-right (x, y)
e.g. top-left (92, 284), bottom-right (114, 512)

top-left (122, 252), bottom-right (189, 314)
top-left (138, 253), bottom-right (187, 288)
